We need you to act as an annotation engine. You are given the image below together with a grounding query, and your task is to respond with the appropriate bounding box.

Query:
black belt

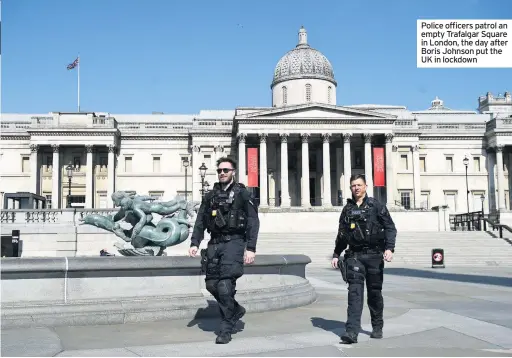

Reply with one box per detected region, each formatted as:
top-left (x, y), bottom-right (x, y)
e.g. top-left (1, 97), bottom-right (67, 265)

top-left (349, 247), bottom-right (382, 254)
top-left (208, 234), bottom-right (243, 244)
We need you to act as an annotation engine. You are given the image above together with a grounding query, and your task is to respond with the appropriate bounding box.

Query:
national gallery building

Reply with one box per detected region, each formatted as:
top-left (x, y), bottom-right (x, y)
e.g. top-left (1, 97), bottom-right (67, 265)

top-left (1, 27), bottom-right (511, 214)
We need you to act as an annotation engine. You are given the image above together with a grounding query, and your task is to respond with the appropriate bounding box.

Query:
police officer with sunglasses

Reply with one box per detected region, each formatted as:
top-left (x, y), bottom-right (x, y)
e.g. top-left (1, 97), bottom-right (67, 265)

top-left (189, 156), bottom-right (260, 344)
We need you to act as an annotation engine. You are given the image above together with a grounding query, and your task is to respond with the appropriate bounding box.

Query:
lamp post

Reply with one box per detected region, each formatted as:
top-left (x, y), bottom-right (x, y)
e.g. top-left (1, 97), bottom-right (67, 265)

top-left (66, 163), bottom-right (74, 208)
top-left (463, 156), bottom-right (469, 214)
top-left (481, 194), bottom-right (486, 231)
top-left (199, 162), bottom-right (208, 199)
top-left (183, 158), bottom-right (189, 201)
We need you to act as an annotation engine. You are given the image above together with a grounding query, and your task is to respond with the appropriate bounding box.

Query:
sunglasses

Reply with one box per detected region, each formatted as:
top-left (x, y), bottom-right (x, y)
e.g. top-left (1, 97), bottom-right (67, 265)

top-left (217, 168), bottom-right (234, 174)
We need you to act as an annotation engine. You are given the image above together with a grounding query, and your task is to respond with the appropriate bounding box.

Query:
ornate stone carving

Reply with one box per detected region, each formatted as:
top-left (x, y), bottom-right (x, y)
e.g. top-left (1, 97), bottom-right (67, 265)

top-left (259, 133), bottom-right (268, 143)
top-left (214, 145), bottom-right (224, 153)
top-left (51, 144), bottom-right (59, 153)
top-left (191, 145), bottom-right (200, 153)
top-left (322, 133), bottom-right (331, 143)
top-left (363, 133), bottom-right (373, 143)
top-left (496, 145), bottom-right (504, 153)
top-left (412, 145), bottom-right (419, 152)
top-left (279, 133), bottom-right (289, 143)
top-left (107, 145), bottom-right (116, 153)
top-left (392, 145), bottom-right (398, 152)
top-left (85, 145), bottom-right (94, 153)
top-left (78, 191), bottom-right (198, 256)
top-left (385, 133), bottom-right (394, 143)
top-left (30, 144), bottom-right (39, 153)
top-left (301, 133), bottom-right (310, 143)
top-left (238, 133), bottom-right (247, 143)
top-left (343, 133), bottom-right (352, 143)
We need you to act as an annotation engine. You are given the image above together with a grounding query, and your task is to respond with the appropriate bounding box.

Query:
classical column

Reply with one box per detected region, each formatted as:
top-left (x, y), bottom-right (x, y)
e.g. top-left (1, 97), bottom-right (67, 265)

top-left (259, 133), bottom-right (268, 207)
top-left (214, 145), bottom-right (224, 162)
top-left (385, 134), bottom-right (394, 205)
top-left (238, 133), bottom-right (247, 185)
top-left (496, 145), bottom-right (506, 210)
top-left (301, 133), bottom-right (311, 207)
top-left (343, 133), bottom-right (352, 202)
top-left (85, 145), bottom-right (94, 208)
top-left (280, 133), bottom-right (290, 207)
top-left (364, 133), bottom-right (373, 197)
top-left (486, 148), bottom-right (497, 211)
top-left (107, 145), bottom-right (116, 207)
top-left (30, 144), bottom-right (39, 195)
top-left (191, 145), bottom-right (201, 202)
top-left (51, 144), bottom-right (60, 209)
top-left (322, 133), bottom-right (332, 207)
top-left (412, 145), bottom-right (421, 209)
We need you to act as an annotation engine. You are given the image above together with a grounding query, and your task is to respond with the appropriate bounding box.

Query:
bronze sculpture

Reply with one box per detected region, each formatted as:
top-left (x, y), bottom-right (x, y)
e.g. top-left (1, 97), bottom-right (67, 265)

top-left (79, 191), bottom-right (198, 256)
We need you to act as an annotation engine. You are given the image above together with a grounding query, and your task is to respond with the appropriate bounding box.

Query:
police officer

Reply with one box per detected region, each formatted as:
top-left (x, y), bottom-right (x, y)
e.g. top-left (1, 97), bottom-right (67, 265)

top-left (332, 174), bottom-right (396, 344)
top-left (188, 157), bottom-right (260, 344)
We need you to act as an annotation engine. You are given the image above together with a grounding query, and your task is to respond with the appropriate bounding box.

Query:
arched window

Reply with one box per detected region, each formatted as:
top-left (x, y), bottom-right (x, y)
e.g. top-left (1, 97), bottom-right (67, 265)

top-left (327, 86), bottom-right (332, 104)
top-left (305, 84), bottom-right (311, 102)
top-left (282, 86), bottom-right (287, 105)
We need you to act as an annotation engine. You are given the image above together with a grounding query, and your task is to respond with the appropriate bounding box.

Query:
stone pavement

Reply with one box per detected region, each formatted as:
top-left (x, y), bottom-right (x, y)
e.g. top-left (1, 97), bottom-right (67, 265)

top-left (2, 266), bottom-right (512, 357)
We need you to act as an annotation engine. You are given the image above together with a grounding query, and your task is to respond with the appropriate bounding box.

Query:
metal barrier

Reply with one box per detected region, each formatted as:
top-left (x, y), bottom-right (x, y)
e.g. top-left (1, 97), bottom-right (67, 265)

top-left (450, 211), bottom-right (485, 231)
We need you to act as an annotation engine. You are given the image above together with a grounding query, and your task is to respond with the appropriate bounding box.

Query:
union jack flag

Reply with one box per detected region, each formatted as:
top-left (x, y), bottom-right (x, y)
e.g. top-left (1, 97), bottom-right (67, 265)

top-left (67, 57), bottom-right (79, 70)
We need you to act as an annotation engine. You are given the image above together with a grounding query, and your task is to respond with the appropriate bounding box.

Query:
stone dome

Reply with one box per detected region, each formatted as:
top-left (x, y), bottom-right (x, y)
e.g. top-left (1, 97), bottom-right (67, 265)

top-left (271, 26), bottom-right (336, 89)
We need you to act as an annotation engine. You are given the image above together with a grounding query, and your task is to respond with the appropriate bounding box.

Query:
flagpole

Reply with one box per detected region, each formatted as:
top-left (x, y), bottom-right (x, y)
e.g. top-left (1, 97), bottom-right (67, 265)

top-left (77, 54), bottom-right (80, 112)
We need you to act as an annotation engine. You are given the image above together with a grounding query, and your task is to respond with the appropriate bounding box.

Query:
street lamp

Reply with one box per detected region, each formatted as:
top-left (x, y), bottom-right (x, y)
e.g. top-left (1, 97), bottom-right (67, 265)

top-left (199, 162), bottom-right (208, 198)
top-left (463, 156), bottom-right (469, 213)
top-left (480, 194), bottom-right (486, 231)
top-left (183, 158), bottom-right (189, 201)
top-left (66, 162), bottom-right (74, 208)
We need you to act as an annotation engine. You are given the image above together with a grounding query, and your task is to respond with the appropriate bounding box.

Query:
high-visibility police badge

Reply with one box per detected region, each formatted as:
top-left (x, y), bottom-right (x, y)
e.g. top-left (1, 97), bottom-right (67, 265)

top-left (350, 223), bottom-right (356, 229)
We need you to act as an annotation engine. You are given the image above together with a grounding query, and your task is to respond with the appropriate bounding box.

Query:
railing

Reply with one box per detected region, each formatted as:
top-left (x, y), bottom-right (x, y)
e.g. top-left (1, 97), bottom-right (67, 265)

top-left (0, 209), bottom-right (118, 224)
top-left (482, 212), bottom-right (512, 242)
top-left (450, 211), bottom-right (485, 231)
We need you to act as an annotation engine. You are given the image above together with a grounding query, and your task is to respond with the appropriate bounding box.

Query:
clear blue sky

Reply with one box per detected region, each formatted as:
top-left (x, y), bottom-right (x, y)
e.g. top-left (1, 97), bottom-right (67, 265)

top-left (2, 0), bottom-right (511, 114)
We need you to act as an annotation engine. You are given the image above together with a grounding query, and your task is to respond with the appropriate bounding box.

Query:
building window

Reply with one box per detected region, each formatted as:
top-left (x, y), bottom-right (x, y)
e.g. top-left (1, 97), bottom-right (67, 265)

top-left (400, 154), bottom-right (408, 170)
top-left (305, 84), bottom-right (311, 102)
top-left (45, 195), bottom-right (52, 209)
top-left (327, 86), bottom-right (332, 104)
top-left (400, 191), bottom-right (411, 209)
top-left (282, 86), bottom-right (287, 105)
top-left (473, 156), bottom-right (480, 172)
top-left (445, 156), bottom-right (453, 172)
top-left (22, 156), bottom-right (30, 172)
top-left (125, 157), bottom-right (132, 172)
top-left (420, 191), bottom-right (430, 209)
top-left (420, 156), bottom-right (426, 172)
top-left (153, 156), bottom-right (161, 172)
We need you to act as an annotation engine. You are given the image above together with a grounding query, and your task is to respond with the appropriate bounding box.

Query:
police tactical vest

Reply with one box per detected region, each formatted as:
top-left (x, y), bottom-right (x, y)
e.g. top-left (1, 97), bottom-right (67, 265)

top-left (345, 197), bottom-right (386, 249)
top-left (205, 183), bottom-right (248, 235)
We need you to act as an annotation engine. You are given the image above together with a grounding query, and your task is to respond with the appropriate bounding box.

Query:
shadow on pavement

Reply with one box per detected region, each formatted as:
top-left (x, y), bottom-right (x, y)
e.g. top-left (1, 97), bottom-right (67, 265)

top-left (186, 300), bottom-right (245, 335)
top-left (310, 317), bottom-right (372, 337)
top-left (385, 267), bottom-right (512, 287)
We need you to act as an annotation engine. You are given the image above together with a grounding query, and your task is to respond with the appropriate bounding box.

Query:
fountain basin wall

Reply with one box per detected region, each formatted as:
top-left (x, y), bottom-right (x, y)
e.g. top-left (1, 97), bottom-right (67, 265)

top-left (0, 254), bottom-right (316, 328)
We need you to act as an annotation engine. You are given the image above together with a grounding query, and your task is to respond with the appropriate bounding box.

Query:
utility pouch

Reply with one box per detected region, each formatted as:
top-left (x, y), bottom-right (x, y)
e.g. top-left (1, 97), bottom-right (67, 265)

top-left (200, 249), bottom-right (208, 273)
top-left (214, 212), bottom-right (227, 229)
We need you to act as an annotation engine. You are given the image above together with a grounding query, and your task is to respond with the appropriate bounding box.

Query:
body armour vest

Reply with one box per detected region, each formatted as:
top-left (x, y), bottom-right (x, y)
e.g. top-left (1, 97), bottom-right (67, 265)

top-left (205, 183), bottom-right (248, 236)
top-left (344, 198), bottom-right (386, 250)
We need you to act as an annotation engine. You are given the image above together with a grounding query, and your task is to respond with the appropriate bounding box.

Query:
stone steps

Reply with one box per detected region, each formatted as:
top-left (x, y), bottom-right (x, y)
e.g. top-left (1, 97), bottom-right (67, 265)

top-left (254, 232), bottom-right (512, 267)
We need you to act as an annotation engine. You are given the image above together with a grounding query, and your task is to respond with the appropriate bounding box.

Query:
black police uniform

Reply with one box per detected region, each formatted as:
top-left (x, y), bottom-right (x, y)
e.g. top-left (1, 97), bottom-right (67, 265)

top-left (190, 181), bottom-right (260, 344)
top-left (333, 194), bottom-right (396, 344)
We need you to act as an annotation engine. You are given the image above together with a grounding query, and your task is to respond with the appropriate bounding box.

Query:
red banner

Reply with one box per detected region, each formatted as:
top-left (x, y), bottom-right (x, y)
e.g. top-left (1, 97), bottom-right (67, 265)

top-left (373, 147), bottom-right (385, 187)
top-left (247, 147), bottom-right (259, 187)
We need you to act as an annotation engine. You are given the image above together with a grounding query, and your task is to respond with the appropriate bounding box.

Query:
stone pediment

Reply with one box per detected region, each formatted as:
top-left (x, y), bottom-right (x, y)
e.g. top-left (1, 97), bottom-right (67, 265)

top-left (236, 103), bottom-right (396, 120)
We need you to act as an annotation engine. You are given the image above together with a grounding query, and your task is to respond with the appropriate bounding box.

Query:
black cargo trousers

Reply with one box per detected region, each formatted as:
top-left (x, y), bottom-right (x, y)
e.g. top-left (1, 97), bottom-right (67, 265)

top-left (204, 235), bottom-right (246, 333)
top-left (344, 249), bottom-right (385, 334)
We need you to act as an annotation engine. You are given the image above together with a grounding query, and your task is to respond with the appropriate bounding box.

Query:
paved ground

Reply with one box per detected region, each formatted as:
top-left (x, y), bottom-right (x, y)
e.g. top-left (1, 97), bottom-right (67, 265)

top-left (2, 265), bottom-right (512, 357)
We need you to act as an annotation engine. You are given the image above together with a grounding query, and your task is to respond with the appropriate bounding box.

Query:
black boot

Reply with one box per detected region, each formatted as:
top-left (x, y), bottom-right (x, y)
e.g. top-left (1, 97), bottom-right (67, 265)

top-left (215, 332), bottom-right (232, 344)
top-left (232, 305), bottom-right (246, 329)
top-left (340, 331), bottom-right (358, 344)
top-left (370, 328), bottom-right (383, 339)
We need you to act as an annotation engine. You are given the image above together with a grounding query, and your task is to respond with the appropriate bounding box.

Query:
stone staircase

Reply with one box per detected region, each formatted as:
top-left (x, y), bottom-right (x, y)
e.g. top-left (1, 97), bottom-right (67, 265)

top-left (254, 231), bottom-right (512, 268)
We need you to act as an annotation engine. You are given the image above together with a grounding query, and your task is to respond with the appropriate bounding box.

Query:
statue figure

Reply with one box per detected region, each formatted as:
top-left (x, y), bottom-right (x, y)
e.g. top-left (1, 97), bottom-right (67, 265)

top-left (79, 191), bottom-right (199, 256)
